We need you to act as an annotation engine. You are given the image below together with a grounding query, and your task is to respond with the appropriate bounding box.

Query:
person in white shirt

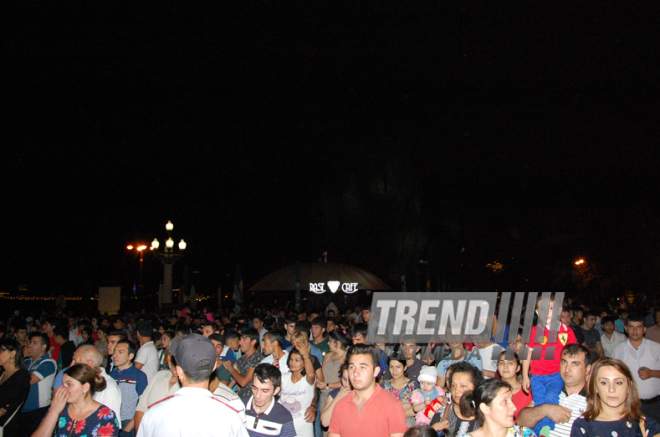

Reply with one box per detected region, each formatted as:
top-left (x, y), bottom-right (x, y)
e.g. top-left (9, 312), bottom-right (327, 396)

top-left (260, 331), bottom-right (290, 374)
top-left (600, 316), bottom-right (626, 357)
top-left (473, 339), bottom-right (502, 379)
top-left (612, 313), bottom-right (660, 423)
top-left (134, 320), bottom-right (159, 382)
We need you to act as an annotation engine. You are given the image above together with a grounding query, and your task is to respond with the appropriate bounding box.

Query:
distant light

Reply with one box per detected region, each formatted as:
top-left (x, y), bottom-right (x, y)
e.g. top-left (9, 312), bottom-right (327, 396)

top-left (166, 221), bottom-right (174, 232)
top-left (151, 238), bottom-right (160, 250)
top-left (179, 239), bottom-right (187, 251)
top-left (127, 245), bottom-right (134, 250)
top-left (575, 259), bottom-right (585, 265)
top-left (137, 245), bottom-right (147, 251)
top-left (166, 238), bottom-right (174, 249)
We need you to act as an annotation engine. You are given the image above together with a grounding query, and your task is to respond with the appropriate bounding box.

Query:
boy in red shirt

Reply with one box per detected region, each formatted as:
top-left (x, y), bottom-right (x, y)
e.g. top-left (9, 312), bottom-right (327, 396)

top-left (522, 294), bottom-right (577, 437)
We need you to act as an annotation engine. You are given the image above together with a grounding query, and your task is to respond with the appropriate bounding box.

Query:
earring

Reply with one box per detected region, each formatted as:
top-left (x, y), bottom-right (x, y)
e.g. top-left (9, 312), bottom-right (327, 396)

top-left (83, 392), bottom-right (87, 397)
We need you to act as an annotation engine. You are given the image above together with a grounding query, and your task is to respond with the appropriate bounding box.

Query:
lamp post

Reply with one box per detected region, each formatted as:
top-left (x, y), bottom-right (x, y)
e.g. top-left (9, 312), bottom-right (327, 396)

top-left (126, 244), bottom-right (148, 302)
top-left (152, 221), bottom-right (187, 308)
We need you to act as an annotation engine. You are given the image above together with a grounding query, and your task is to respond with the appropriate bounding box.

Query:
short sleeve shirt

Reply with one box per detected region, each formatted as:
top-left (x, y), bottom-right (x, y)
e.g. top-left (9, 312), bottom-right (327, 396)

top-left (529, 324), bottom-right (577, 375)
top-left (23, 353), bottom-right (57, 411)
top-left (236, 351), bottom-right (265, 398)
top-left (571, 416), bottom-right (660, 437)
top-left (135, 341), bottom-right (159, 382)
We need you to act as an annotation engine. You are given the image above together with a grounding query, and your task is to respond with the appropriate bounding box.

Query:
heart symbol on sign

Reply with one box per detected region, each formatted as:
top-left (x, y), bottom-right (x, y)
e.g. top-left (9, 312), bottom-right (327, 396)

top-left (327, 281), bottom-right (340, 293)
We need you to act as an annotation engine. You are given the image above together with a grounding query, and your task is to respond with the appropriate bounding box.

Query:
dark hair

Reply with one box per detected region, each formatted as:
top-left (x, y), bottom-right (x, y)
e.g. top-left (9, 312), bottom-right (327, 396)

top-left (253, 314), bottom-right (265, 323)
top-left (41, 317), bottom-right (58, 328)
top-left (447, 361), bottom-right (484, 388)
top-left (287, 348), bottom-right (308, 376)
top-left (264, 331), bottom-right (283, 347)
top-left (583, 311), bottom-right (596, 320)
top-left (208, 333), bottom-right (225, 344)
top-left (64, 363), bottom-right (107, 395)
top-left (626, 313), bottom-right (645, 325)
top-left (0, 338), bottom-right (26, 369)
top-left (253, 363), bottom-right (282, 389)
top-left (294, 320), bottom-right (311, 333)
top-left (387, 356), bottom-right (407, 369)
top-left (562, 343), bottom-right (592, 366)
top-left (116, 339), bottom-right (137, 358)
top-left (498, 350), bottom-right (520, 365)
top-left (310, 316), bottom-right (327, 329)
top-left (347, 343), bottom-right (380, 369)
top-left (28, 332), bottom-right (50, 349)
top-left (469, 378), bottom-right (513, 424)
top-left (600, 316), bottom-right (615, 326)
top-left (161, 330), bottom-right (175, 341)
top-left (328, 330), bottom-right (350, 350)
top-left (283, 315), bottom-right (298, 326)
top-left (81, 326), bottom-right (94, 344)
top-left (403, 426), bottom-right (438, 437)
top-left (182, 365), bottom-right (214, 383)
top-left (224, 330), bottom-right (240, 342)
top-left (241, 328), bottom-right (260, 348)
top-left (350, 323), bottom-right (368, 338)
top-left (53, 325), bottom-right (69, 340)
top-left (108, 330), bottom-right (128, 341)
top-left (136, 320), bottom-right (153, 338)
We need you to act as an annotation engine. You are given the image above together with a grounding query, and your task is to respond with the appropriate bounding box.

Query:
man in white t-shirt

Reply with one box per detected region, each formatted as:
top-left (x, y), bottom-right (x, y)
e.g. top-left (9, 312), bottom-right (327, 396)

top-left (600, 316), bottom-right (627, 357)
top-left (134, 320), bottom-right (159, 382)
top-left (612, 314), bottom-right (660, 423)
top-left (260, 331), bottom-right (290, 374)
top-left (474, 339), bottom-right (502, 379)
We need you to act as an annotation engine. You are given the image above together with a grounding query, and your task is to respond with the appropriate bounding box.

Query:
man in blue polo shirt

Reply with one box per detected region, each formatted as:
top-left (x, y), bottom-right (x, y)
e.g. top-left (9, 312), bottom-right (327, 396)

top-left (110, 339), bottom-right (148, 437)
top-left (19, 332), bottom-right (57, 436)
top-left (242, 364), bottom-right (296, 437)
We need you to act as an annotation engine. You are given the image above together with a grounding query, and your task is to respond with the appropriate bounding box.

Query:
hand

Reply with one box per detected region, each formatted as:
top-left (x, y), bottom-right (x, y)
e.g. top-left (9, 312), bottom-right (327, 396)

top-left (316, 380), bottom-right (327, 390)
top-left (639, 368), bottom-right (652, 380)
top-left (0, 405), bottom-right (7, 417)
top-left (432, 419), bottom-right (449, 431)
top-left (335, 386), bottom-right (351, 401)
top-left (51, 387), bottom-right (70, 414)
top-left (424, 398), bottom-right (431, 405)
top-left (272, 358), bottom-right (280, 369)
top-left (304, 406), bottom-right (316, 422)
top-left (522, 375), bottom-right (530, 394)
top-left (544, 404), bottom-right (573, 424)
top-left (222, 360), bottom-right (233, 370)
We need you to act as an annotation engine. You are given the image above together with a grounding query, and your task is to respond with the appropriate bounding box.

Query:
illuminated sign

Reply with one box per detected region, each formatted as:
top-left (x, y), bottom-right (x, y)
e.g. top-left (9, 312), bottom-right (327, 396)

top-left (309, 281), bottom-right (358, 294)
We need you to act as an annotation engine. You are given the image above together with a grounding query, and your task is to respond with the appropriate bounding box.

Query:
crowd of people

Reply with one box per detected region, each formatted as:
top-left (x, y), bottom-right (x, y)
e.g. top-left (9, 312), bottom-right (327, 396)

top-left (0, 293), bottom-right (659, 437)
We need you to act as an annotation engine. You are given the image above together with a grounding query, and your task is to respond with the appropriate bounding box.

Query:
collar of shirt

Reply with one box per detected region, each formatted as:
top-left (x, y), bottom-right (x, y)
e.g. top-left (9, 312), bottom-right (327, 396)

top-left (347, 384), bottom-right (384, 407)
top-left (561, 384), bottom-right (587, 397)
top-left (176, 387), bottom-right (214, 399)
top-left (247, 395), bottom-right (277, 415)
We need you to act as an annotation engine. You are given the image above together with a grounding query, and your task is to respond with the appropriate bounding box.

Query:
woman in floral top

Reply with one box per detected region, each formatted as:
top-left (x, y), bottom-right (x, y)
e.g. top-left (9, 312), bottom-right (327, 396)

top-left (458, 378), bottom-right (536, 437)
top-left (32, 364), bottom-right (120, 437)
top-left (381, 357), bottom-right (419, 426)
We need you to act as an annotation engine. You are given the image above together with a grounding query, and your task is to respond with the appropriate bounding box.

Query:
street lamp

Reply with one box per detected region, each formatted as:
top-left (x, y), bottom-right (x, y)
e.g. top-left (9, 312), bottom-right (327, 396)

top-left (152, 221), bottom-right (187, 308)
top-left (126, 244), bottom-right (148, 285)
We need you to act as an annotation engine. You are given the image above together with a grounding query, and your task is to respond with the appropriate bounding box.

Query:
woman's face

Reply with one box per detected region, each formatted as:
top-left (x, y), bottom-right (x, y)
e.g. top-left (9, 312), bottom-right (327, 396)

top-left (483, 387), bottom-right (516, 428)
top-left (97, 330), bottom-right (107, 342)
top-left (289, 353), bottom-right (304, 373)
top-left (161, 335), bottom-right (171, 349)
top-left (596, 366), bottom-right (629, 410)
top-left (81, 331), bottom-right (90, 342)
top-left (341, 370), bottom-right (350, 388)
top-left (158, 326), bottom-right (165, 334)
top-left (389, 360), bottom-right (405, 379)
top-left (450, 372), bottom-right (475, 403)
top-left (62, 375), bottom-right (89, 403)
top-left (0, 346), bottom-right (16, 367)
top-left (91, 318), bottom-right (98, 328)
top-left (497, 358), bottom-right (519, 380)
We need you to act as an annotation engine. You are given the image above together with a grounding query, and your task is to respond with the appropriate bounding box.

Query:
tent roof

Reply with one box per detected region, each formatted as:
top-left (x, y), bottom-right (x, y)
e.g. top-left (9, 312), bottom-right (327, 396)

top-left (248, 262), bottom-right (391, 291)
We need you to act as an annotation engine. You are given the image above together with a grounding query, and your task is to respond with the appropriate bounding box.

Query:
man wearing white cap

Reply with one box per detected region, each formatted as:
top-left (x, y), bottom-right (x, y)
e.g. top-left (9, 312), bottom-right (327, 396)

top-left (137, 333), bottom-right (248, 437)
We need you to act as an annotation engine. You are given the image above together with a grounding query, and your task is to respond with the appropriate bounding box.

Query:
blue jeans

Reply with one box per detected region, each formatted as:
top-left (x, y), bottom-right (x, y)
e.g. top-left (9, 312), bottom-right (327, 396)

top-left (531, 372), bottom-right (563, 436)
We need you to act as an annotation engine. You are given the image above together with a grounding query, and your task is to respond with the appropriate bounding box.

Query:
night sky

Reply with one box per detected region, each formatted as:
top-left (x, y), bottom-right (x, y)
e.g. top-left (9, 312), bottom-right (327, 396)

top-left (3, 2), bottom-right (659, 301)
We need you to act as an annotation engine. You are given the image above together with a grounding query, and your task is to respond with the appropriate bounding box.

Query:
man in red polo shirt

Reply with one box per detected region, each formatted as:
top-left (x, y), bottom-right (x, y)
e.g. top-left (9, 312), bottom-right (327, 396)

top-left (328, 344), bottom-right (407, 437)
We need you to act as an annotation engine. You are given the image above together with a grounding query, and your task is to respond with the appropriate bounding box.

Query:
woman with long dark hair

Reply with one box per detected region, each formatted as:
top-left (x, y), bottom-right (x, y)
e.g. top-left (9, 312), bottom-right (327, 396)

top-left (279, 346), bottom-right (317, 437)
top-left (431, 361), bottom-right (483, 436)
top-left (32, 364), bottom-right (119, 437)
top-left (0, 339), bottom-right (30, 437)
top-left (571, 358), bottom-right (660, 437)
top-left (458, 378), bottom-right (536, 437)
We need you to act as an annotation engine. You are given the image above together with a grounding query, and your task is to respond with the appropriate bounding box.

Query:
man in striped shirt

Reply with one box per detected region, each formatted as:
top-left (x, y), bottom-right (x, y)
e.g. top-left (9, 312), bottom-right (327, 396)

top-left (517, 344), bottom-right (591, 437)
top-left (110, 339), bottom-right (148, 436)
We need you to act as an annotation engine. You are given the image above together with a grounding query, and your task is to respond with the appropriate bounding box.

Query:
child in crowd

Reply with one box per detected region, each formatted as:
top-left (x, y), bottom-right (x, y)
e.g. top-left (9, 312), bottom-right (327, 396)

top-left (522, 294), bottom-right (577, 437)
top-left (412, 366), bottom-right (447, 425)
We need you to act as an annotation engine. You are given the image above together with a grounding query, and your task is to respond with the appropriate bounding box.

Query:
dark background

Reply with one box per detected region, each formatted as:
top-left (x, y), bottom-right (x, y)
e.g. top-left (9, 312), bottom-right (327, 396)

top-left (3, 1), bottom-right (659, 306)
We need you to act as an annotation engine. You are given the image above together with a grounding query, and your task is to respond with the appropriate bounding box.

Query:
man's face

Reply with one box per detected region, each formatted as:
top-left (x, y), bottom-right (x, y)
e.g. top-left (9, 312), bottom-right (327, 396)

top-left (113, 319), bottom-right (124, 330)
top-left (210, 340), bottom-right (224, 357)
top-left (29, 337), bottom-right (45, 358)
top-left (107, 335), bottom-right (121, 355)
top-left (239, 336), bottom-right (255, 353)
top-left (560, 311), bottom-right (572, 326)
top-left (41, 322), bottom-right (53, 335)
top-left (261, 335), bottom-right (273, 355)
top-left (15, 329), bottom-right (27, 342)
top-left (625, 321), bottom-right (646, 341)
top-left (560, 352), bottom-right (590, 388)
top-left (68, 318), bottom-right (76, 329)
top-left (351, 333), bottom-right (367, 345)
top-left (574, 310), bottom-right (583, 321)
top-left (308, 313), bottom-right (319, 322)
top-left (603, 321), bottom-right (615, 334)
top-left (253, 319), bottom-right (263, 331)
top-left (326, 321), bottom-right (337, 332)
top-left (311, 325), bottom-right (325, 339)
top-left (361, 309), bottom-right (370, 322)
top-left (348, 353), bottom-right (379, 391)
top-left (401, 343), bottom-right (419, 359)
top-left (202, 325), bottom-right (214, 338)
top-left (113, 343), bottom-right (133, 368)
top-left (285, 323), bottom-right (296, 336)
top-left (251, 377), bottom-right (280, 409)
top-left (225, 337), bottom-right (239, 352)
top-left (584, 316), bottom-right (597, 329)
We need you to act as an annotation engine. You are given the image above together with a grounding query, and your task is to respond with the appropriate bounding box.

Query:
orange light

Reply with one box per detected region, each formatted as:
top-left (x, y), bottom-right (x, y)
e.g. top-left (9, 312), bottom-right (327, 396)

top-left (575, 259), bottom-right (585, 265)
top-left (127, 245), bottom-right (134, 250)
top-left (137, 245), bottom-right (147, 251)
